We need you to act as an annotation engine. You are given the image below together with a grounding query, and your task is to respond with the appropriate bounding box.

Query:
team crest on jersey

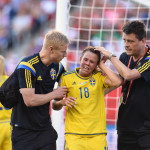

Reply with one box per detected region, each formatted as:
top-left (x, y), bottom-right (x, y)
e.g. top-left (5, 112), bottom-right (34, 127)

top-left (50, 68), bottom-right (56, 80)
top-left (90, 77), bottom-right (95, 86)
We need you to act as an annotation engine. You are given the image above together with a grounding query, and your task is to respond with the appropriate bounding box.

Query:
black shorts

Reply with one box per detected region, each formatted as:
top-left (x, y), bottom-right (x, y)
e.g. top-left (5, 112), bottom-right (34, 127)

top-left (11, 126), bottom-right (58, 150)
top-left (118, 132), bottom-right (150, 150)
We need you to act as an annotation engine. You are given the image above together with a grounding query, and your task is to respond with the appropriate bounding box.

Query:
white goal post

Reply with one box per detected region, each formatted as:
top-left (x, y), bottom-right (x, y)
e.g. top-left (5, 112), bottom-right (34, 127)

top-left (51, 1), bottom-right (70, 150)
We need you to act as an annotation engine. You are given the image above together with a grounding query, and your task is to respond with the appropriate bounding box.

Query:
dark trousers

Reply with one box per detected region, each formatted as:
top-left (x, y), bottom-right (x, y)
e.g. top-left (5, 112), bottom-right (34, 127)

top-left (11, 126), bottom-right (57, 150)
top-left (118, 132), bottom-right (150, 150)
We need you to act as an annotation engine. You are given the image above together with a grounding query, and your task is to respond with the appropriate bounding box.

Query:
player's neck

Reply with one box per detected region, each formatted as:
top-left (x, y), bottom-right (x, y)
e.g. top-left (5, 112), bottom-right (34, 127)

top-left (39, 51), bottom-right (53, 66)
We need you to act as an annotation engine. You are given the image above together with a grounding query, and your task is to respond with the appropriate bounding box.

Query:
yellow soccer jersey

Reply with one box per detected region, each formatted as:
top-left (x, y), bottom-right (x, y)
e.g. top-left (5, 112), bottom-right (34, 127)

top-left (61, 68), bottom-right (109, 135)
top-left (0, 75), bottom-right (12, 123)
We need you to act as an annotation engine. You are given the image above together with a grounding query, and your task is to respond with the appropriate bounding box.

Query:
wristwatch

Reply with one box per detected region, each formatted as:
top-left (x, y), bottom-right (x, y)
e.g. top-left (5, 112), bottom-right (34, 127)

top-left (109, 53), bottom-right (116, 60)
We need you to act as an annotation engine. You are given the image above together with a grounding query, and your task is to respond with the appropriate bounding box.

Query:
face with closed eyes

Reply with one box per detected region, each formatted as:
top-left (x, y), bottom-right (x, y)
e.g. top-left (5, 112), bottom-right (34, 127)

top-left (79, 51), bottom-right (99, 77)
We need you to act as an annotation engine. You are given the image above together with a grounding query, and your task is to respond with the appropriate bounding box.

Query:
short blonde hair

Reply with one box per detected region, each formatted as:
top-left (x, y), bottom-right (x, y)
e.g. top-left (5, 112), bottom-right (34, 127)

top-left (43, 30), bottom-right (69, 50)
top-left (0, 55), bottom-right (6, 75)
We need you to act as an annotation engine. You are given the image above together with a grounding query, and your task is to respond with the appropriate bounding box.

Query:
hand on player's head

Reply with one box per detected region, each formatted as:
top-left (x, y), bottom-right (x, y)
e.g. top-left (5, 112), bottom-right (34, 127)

top-left (94, 47), bottom-right (111, 58)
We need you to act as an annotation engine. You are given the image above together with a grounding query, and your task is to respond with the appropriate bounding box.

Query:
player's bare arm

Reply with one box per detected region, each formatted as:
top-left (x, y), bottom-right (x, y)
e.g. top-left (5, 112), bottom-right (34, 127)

top-left (98, 56), bottom-right (123, 87)
top-left (20, 86), bottom-right (68, 107)
top-left (95, 47), bottom-right (141, 81)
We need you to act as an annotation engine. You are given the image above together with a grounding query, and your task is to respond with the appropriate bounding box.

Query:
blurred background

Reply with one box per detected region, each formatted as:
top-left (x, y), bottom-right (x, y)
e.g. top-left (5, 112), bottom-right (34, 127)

top-left (1, 0), bottom-right (150, 75)
top-left (0, 0), bottom-right (57, 75)
top-left (0, 0), bottom-right (150, 149)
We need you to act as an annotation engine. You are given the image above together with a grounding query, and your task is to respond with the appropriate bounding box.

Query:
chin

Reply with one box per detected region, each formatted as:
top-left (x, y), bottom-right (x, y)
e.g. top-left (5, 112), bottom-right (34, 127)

top-left (126, 52), bottom-right (132, 56)
top-left (81, 72), bottom-right (89, 77)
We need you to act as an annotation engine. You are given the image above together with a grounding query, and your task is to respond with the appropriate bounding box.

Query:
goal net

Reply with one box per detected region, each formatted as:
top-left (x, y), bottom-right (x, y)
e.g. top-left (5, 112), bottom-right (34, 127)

top-left (53, 0), bottom-right (150, 149)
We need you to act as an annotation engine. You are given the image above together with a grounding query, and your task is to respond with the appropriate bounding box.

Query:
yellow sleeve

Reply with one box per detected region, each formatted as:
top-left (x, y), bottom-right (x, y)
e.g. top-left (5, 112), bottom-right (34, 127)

top-left (60, 74), bottom-right (66, 87)
top-left (0, 75), bottom-right (12, 122)
top-left (99, 72), bottom-right (110, 88)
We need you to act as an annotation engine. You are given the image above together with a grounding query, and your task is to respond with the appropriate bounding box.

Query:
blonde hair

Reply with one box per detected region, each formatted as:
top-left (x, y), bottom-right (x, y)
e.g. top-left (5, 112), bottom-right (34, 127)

top-left (0, 55), bottom-right (6, 75)
top-left (43, 30), bottom-right (69, 50)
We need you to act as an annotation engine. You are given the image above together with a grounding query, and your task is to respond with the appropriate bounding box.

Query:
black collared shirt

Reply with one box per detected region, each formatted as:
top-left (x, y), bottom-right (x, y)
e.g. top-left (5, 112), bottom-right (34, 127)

top-left (117, 46), bottom-right (150, 133)
top-left (11, 53), bottom-right (65, 130)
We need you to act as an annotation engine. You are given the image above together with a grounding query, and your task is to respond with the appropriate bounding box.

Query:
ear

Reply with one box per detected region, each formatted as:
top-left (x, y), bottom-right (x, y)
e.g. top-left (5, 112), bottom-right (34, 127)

top-left (49, 46), bottom-right (53, 52)
top-left (141, 38), bottom-right (146, 45)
